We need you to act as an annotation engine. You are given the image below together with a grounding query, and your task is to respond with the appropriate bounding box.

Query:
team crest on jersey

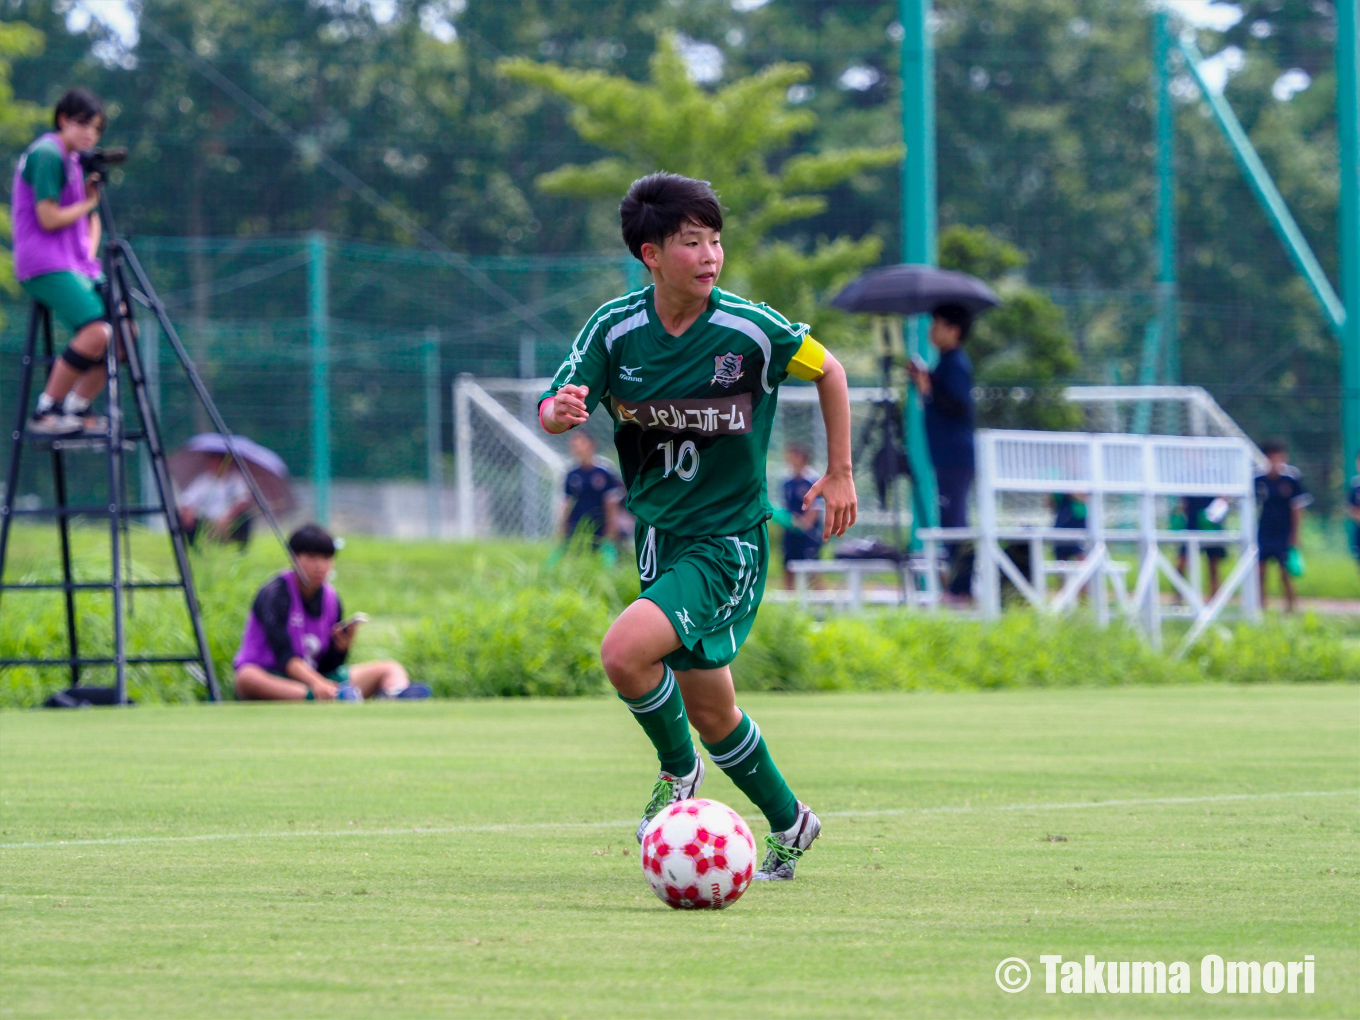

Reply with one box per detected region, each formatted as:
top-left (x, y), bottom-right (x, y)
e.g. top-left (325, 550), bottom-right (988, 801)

top-left (712, 352), bottom-right (744, 388)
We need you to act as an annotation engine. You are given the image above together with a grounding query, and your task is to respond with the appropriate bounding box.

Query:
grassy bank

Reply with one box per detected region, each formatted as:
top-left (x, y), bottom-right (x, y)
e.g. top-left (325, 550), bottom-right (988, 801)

top-left (2, 525), bottom-right (1357, 707)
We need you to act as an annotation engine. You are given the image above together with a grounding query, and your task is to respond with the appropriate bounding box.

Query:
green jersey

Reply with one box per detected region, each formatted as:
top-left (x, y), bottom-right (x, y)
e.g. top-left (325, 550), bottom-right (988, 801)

top-left (541, 285), bottom-right (815, 537)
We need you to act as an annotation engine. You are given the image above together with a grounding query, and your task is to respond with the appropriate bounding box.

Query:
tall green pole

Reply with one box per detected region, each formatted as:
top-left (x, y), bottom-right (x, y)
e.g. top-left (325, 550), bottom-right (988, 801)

top-left (1338, 0), bottom-right (1359, 472)
top-left (425, 327), bottom-right (443, 539)
top-left (308, 231), bottom-right (331, 524)
top-left (901, 0), bottom-right (938, 531)
top-left (1153, 10), bottom-right (1179, 384)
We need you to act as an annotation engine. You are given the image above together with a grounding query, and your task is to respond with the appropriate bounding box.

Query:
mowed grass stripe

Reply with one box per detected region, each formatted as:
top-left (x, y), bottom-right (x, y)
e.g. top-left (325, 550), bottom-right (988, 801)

top-left (1, 686), bottom-right (1356, 1019)
top-left (1, 788), bottom-right (1355, 851)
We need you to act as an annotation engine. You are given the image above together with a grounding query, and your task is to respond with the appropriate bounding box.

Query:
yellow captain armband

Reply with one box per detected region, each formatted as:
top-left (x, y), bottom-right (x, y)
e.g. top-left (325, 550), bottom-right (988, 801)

top-left (786, 336), bottom-right (828, 381)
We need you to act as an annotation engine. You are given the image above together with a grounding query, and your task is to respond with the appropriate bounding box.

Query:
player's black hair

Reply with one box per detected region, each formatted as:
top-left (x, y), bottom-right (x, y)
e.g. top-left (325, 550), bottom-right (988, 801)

top-left (932, 303), bottom-right (973, 342)
top-left (1260, 439), bottom-right (1287, 457)
top-left (53, 88), bottom-right (105, 130)
top-left (620, 172), bottom-right (723, 263)
top-left (289, 523), bottom-right (337, 557)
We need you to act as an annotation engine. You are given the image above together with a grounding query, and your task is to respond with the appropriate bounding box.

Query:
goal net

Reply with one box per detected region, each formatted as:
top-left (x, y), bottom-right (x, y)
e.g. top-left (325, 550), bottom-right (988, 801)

top-left (453, 375), bottom-right (903, 539)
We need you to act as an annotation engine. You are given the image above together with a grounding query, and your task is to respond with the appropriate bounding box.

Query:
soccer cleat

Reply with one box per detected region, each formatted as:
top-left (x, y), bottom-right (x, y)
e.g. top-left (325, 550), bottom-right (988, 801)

top-left (635, 754), bottom-right (705, 843)
top-left (334, 682), bottom-right (364, 702)
top-left (27, 411), bottom-right (84, 437)
top-left (753, 802), bottom-right (821, 881)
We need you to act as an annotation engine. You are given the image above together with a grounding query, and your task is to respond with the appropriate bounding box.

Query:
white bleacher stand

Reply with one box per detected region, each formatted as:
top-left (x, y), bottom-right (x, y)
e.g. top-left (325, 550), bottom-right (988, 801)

top-left (918, 429), bottom-right (1259, 655)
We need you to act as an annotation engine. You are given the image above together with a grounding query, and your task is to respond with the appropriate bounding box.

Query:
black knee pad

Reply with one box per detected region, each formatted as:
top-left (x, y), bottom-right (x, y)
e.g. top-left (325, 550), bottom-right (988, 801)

top-left (60, 345), bottom-right (102, 372)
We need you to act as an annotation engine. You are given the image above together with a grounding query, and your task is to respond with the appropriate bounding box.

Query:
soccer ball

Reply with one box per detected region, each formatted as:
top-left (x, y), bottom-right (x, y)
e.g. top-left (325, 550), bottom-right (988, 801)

top-left (640, 798), bottom-right (757, 910)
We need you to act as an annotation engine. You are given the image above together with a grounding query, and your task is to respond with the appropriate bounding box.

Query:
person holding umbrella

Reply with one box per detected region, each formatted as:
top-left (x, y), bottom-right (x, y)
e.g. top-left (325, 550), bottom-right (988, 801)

top-left (906, 304), bottom-right (976, 596)
top-left (830, 266), bottom-right (996, 598)
top-left (170, 433), bottom-right (296, 547)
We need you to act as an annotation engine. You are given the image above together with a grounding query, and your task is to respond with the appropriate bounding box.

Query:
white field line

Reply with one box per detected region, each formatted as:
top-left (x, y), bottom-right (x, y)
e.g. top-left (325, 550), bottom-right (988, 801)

top-left (1, 789), bottom-right (1354, 852)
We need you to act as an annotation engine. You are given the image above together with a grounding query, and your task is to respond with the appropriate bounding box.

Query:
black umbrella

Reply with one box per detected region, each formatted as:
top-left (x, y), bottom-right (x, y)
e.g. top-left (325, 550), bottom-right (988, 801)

top-left (830, 264), bottom-right (1001, 317)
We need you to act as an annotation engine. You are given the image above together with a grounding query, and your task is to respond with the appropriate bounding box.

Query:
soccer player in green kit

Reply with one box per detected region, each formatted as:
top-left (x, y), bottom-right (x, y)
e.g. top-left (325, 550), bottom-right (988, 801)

top-left (540, 173), bottom-right (857, 880)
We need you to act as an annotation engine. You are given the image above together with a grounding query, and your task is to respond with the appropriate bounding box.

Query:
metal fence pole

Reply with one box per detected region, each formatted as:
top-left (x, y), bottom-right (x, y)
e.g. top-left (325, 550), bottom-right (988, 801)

top-left (519, 336), bottom-right (537, 537)
top-left (900, 0), bottom-right (939, 537)
top-left (425, 327), bottom-right (442, 539)
top-left (308, 231), bottom-right (331, 524)
top-left (139, 318), bottom-right (160, 518)
top-left (454, 373), bottom-right (474, 538)
top-left (1153, 10), bottom-right (1179, 385)
top-left (1339, 0), bottom-right (1359, 469)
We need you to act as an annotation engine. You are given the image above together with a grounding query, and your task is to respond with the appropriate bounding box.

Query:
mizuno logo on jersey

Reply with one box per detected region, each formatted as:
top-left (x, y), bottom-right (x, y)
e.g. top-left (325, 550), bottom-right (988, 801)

top-left (612, 393), bottom-right (753, 435)
top-left (619, 365), bottom-right (643, 382)
top-left (675, 608), bottom-right (694, 634)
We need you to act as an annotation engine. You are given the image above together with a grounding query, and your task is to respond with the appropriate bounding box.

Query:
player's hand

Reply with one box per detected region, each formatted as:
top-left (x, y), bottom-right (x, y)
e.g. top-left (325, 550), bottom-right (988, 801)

top-left (331, 622), bottom-right (356, 652)
top-left (542, 385), bottom-right (590, 433)
top-left (806, 466), bottom-right (857, 540)
top-left (309, 678), bottom-right (339, 701)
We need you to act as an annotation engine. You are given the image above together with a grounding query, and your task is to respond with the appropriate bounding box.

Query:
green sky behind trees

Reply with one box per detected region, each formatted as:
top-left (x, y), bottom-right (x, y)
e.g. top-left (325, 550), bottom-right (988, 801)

top-left (0, 0), bottom-right (1347, 504)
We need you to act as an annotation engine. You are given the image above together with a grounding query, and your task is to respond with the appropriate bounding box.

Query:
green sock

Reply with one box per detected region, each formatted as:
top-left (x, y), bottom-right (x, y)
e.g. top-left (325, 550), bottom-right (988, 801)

top-left (619, 665), bottom-right (696, 777)
top-left (702, 711), bottom-right (798, 832)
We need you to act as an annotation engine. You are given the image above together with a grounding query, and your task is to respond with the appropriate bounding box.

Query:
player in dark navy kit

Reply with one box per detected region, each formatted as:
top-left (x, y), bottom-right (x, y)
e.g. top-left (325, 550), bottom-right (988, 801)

top-left (780, 444), bottom-right (823, 587)
top-left (561, 431), bottom-right (623, 547)
top-left (1254, 441), bottom-right (1311, 612)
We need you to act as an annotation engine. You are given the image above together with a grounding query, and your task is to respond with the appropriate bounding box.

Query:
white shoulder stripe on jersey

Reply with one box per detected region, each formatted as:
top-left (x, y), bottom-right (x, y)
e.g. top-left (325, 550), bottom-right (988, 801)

top-left (717, 296), bottom-right (809, 340)
top-left (710, 309), bottom-right (775, 393)
top-left (604, 309), bottom-right (649, 353)
top-left (554, 296), bottom-right (647, 388)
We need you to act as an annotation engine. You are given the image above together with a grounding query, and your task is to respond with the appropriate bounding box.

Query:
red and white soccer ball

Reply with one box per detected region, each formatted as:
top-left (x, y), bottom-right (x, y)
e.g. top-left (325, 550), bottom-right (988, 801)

top-left (640, 798), bottom-right (757, 910)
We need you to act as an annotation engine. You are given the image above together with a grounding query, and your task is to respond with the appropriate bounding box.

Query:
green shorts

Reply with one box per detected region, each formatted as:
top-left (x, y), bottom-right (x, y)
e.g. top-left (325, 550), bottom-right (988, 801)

top-left (20, 271), bottom-right (106, 332)
top-left (635, 519), bottom-right (769, 671)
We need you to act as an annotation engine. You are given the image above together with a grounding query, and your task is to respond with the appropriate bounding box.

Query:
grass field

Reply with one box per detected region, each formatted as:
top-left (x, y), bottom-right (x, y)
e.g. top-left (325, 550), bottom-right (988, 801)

top-left (2, 685), bottom-right (1356, 1018)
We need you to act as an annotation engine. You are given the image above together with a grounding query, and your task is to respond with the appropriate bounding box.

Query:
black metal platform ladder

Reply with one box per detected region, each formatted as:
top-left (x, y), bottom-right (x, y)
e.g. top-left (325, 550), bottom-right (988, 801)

top-left (0, 297), bottom-right (220, 705)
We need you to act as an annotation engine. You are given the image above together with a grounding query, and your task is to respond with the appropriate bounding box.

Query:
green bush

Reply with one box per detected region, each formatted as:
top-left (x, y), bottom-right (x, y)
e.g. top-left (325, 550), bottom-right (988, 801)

top-left (1188, 613), bottom-right (1360, 683)
top-left (3, 526), bottom-right (1355, 709)
top-left (400, 586), bottom-right (614, 697)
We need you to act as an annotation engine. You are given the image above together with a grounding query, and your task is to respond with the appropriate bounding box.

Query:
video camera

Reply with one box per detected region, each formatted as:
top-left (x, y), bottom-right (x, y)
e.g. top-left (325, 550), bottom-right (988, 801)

top-left (77, 146), bottom-right (128, 178)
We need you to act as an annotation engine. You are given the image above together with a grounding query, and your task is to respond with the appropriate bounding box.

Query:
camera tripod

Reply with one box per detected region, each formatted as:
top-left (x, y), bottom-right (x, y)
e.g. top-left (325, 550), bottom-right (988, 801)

top-left (852, 320), bottom-right (913, 599)
top-left (0, 180), bottom-right (290, 705)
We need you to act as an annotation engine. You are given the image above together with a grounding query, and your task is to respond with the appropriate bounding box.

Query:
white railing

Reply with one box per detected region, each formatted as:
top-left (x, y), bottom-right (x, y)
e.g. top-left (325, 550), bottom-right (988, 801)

top-left (919, 429), bottom-right (1259, 655)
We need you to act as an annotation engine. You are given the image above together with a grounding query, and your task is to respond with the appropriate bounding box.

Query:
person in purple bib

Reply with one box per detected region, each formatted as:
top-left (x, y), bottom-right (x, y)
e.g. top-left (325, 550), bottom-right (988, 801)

top-left (232, 524), bottom-right (428, 702)
top-left (12, 89), bottom-right (114, 436)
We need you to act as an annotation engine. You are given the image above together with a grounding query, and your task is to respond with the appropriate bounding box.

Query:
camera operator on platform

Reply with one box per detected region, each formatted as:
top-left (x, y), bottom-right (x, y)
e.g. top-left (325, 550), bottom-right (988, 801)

top-left (12, 89), bottom-right (113, 437)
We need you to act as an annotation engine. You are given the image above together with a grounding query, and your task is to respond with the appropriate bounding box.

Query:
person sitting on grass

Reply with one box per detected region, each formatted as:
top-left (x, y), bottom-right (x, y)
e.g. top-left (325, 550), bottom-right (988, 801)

top-left (178, 452), bottom-right (254, 548)
top-left (1254, 440), bottom-right (1310, 614)
top-left (232, 524), bottom-right (429, 702)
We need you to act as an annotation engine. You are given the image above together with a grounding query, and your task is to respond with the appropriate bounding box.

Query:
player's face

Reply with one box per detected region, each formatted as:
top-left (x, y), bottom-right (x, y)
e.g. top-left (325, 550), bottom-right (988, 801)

top-left (57, 114), bottom-right (103, 154)
top-left (295, 552), bottom-right (334, 591)
top-left (929, 316), bottom-right (961, 352)
top-left (569, 434), bottom-right (595, 464)
top-left (645, 221), bottom-right (722, 300)
top-left (1267, 452), bottom-right (1287, 474)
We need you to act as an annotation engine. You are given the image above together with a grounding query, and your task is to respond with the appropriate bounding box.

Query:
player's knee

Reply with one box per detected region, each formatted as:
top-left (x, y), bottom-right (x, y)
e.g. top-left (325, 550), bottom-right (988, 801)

top-left (72, 321), bottom-right (110, 354)
top-left (599, 632), bottom-right (643, 687)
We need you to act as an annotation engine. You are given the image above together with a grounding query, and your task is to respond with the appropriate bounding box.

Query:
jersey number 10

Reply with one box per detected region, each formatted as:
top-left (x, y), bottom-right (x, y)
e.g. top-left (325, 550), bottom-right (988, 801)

top-left (658, 439), bottom-right (699, 481)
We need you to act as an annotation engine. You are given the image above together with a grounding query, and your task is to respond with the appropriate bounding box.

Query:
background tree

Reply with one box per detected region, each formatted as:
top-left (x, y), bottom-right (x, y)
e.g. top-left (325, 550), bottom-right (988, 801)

top-left (0, 18), bottom-right (45, 330)
top-left (499, 34), bottom-right (901, 347)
